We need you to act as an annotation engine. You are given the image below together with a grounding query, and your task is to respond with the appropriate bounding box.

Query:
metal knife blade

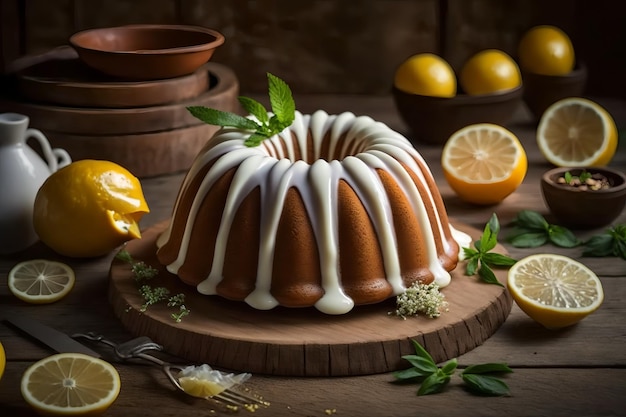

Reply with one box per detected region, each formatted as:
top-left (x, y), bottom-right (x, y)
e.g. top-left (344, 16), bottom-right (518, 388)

top-left (4, 315), bottom-right (101, 358)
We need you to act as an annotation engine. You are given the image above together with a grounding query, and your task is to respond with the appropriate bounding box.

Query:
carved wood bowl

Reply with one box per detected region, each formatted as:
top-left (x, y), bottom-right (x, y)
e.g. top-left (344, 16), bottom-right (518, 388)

top-left (69, 24), bottom-right (225, 80)
top-left (522, 62), bottom-right (588, 121)
top-left (541, 166), bottom-right (626, 229)
top-left (392, 85), bottom-right (523, 145)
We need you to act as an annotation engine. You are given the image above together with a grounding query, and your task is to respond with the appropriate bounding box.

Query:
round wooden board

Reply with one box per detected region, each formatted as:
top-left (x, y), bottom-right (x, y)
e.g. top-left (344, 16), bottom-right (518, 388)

top-left (109, 221), bottom-right (512, 377)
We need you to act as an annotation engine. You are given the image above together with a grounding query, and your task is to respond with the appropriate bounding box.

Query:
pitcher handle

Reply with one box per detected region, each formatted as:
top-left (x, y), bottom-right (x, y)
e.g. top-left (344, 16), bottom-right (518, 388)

top-left (25, 128), bottom-right (72, 172)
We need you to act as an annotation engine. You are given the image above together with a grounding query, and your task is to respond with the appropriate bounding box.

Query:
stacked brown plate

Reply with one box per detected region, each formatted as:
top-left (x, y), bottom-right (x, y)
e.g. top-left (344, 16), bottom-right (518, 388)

top-left (0, 47), bottom-right (239, 177)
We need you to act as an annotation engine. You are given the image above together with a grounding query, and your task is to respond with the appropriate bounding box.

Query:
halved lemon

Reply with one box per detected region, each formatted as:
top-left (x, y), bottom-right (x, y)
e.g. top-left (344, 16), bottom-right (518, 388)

top-left (8, 259), bottom-right (75, 304)
top-left (508, 254), bottom-right (604, 329)
top-left (442, 123), bottom-right (528, 205)
top-left (21, 353), bottom-right (121, 416)
top-left (537, 97), bottom-right (617, 167)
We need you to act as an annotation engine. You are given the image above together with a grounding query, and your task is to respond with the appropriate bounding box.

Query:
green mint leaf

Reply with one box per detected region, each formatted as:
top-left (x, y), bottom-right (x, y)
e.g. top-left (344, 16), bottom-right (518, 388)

top-left (392, 367), bottom-right (430, 381)
top-left (465, 255), bottom-right (479, 276)
top-left (410, 339), bottom-right (437, 366)
top-left (508, 231), bottom-right (549, 248)
top-left (481, 252), bottom-right (517, 268)
top-left (267, 72), bottom-right (295, 126)
top-left (238, 96), bottom-right (269, 124)
top-left (583, 235), bottom-right (615, 257)
top-left (617, 241), bottom-right (626, 260)
top-left (479, 223), bottom-right (497, 253)
top-left (579, 170), bottom-right (592, 182)
top-left (268, 114), bottom-right (289, 133)
top-left (462, 247), bottom-right (478, 259)
top-left (417, 371), bottom-right (451, 396)
top-left (462, 363), bottom-right (513, 375)
top-left (548, 225), bottom-right (581, 248)
top-left (187, 106), bottom-right (260, 130)
top-left (244, 133), bottom-right (267, 147)
top-left (462, 374), bottom-right (510, 396)
top-left (564, 171), bottom-right (573, 183)
top-left (478, 264), bottom-right (503, 287)
top-left (441, 358), bottom-right (458, 376)
top-left (515, 210), bottom-right (549, 231)
top-left (487, 213), bottom-right (500, 236)
top-left (401, 354), bottom-right (439, 374)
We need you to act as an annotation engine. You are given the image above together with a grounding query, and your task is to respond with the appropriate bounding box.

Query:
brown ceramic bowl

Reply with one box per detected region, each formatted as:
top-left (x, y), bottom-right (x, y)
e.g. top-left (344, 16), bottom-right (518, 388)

top-left (69, 24), bottom-right (225, 80)
top-left (541, 166), bottom-right (626, 229)
top-left (522, 62), bottom-right (587, 121)
top-left (392, 85), bottom-right (523, 145)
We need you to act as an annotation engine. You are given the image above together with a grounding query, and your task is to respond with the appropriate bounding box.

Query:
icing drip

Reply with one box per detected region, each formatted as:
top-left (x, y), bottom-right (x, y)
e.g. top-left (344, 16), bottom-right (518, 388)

top-left (158, 110), bottom-right (469, 314)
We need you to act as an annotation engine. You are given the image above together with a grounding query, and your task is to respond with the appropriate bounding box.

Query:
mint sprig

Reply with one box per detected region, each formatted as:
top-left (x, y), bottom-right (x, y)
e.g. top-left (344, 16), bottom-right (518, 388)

top-left (462, 213), bottom-right (517, 286)
top-left (506, 210), bottom-right (580, 248)
top-left (392, 340), bottom-right (512, 396)
top-left (187, 72), bottom-right (296, 147)
top-left (583, 224), bottom-right (626, 260)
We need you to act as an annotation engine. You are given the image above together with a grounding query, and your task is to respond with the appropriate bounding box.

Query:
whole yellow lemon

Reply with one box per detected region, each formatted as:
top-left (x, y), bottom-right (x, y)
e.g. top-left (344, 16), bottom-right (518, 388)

top-left (33, 160), bottom-right (149, 258)
top-left (460, 49), bottom-right (521, 95)
top-left (394, 53), bottom-right (456, 97)
top-left (518, 25), bottom-right (575, 76)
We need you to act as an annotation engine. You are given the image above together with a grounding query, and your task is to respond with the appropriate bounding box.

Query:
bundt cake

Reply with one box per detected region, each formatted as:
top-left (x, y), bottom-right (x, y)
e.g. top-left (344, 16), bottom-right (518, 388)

top-left (156, 110), bottom-right (470, 314)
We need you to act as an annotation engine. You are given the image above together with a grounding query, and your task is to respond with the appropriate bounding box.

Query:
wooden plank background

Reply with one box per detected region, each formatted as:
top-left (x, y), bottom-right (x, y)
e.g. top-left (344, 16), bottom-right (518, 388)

top-left (0, 0), bottom-right (624, 97)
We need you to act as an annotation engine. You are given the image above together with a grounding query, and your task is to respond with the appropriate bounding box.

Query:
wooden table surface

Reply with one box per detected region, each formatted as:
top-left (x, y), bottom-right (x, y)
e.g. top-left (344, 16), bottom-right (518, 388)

top-left (1, 95), bottom-right (625, 417)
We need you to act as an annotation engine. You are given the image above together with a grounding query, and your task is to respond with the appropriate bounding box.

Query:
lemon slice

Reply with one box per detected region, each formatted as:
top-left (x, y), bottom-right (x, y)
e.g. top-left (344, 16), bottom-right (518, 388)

top-left (179, 376), bottom-right (226, 398)
top-left (0, 341), bottom-right (5, 382)
top-left (8, 259), bottom-right (75, 304)
top-left (21, 353), bottom-right (121, 416)
top-left (537, 97), bottom-right (617, 167)
top-left (507, 254), bottom-right (604, 329)
top-left (441, 123), bottom-right (528, 205)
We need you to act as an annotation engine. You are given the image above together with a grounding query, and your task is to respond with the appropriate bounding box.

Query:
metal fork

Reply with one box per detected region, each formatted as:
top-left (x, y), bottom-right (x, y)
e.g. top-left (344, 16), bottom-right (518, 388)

top-left (73, 332), bottom-right (268, 411)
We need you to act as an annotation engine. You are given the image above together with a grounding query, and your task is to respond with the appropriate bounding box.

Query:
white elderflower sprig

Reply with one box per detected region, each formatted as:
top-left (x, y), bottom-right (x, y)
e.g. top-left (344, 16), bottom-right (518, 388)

top-left (392, 281), bottom-right (449, 319)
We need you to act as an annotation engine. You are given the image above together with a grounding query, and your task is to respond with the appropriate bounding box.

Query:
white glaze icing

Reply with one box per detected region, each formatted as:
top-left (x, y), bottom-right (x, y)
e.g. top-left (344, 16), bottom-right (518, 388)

top-left (157, 110), bottom-right (469, 315)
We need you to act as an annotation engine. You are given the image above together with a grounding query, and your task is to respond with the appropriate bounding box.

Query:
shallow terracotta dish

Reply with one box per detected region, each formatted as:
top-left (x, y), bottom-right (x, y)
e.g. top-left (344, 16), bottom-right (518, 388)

top-left (522, 63), bottom-right (587, 121)
top-left (69, 24), bottom-right (225, 80)
top-left (541, 166), bottom-right (626, 229)
top-left (392, 85), bottom-right (523, 145)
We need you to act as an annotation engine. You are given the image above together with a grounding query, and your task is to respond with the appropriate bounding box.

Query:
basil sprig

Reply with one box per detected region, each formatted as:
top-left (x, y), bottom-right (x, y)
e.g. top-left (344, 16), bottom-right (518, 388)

top-left (583, 224), bottom-right (626, 260)
top-left (506, 210), bottom-right (580, 248)
top-left (462, 213), bottom-right (517, 286)
top-left (393, 339), bottom-right (512, 396)
top-left (188, 73), bottom-right (296, 147)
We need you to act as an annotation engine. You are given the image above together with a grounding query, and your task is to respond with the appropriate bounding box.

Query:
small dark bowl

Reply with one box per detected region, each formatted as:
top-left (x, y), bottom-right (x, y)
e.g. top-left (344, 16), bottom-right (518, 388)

top-left (69, 24), bottom-right (225, 80)
top-left (392, 85), bottom-right (523, 145)
top-left (522, 63), bottom-right (587, 121)
top-left (541, 166), bottom-right (626, 229)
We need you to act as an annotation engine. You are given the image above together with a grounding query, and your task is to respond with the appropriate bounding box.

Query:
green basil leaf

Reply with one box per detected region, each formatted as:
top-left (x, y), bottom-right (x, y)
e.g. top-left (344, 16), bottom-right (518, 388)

top-left (481, 252), bottom-right (517, 267)
top-left (238, 96), bottom-right (269, 124)
top-left (462, 363), bottom-right (513, 375)
top-left (478, 264), bottom-right (503, 286)
top-left (508, 232), bottom-right (549, 248)
top-left (616, 240), bottom-right (626, 260)
top-left (548, 225), bottom-right (581, 248)
top-left (515, 210), bottom-right (549, 230)
top-left (441, 358), bottom-right (458, 376)
top-left (564, 171), bottom-right (573, 183)
top-left (187, 106), bottom-right (260, 130)
top-left (417, 371), bottom-right (450, 396)
top-left (462, 374), bottom-right (510, 396)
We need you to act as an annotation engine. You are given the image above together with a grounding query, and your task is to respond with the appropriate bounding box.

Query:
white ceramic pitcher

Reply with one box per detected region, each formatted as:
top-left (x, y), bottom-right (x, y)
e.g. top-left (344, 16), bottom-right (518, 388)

top-left (0, 112), bottom-right (72, 254)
